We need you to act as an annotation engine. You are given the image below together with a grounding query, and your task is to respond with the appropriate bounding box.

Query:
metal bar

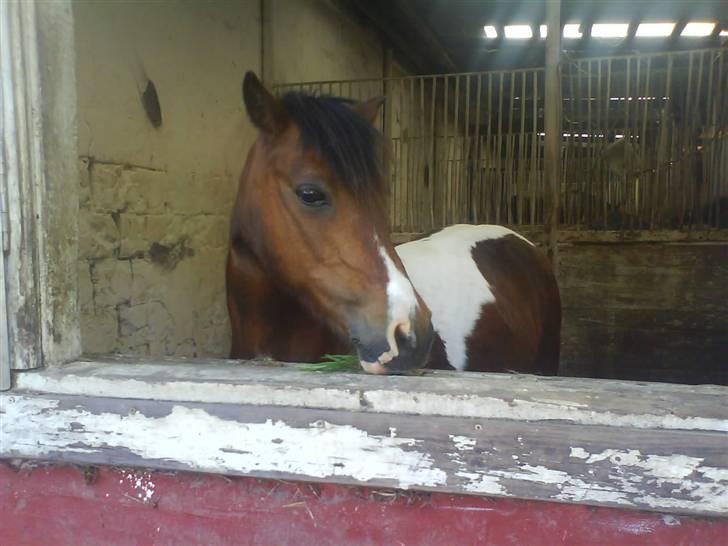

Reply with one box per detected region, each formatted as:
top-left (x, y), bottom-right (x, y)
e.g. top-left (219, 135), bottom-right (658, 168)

top-left (604, 59), bottom-right (611, 226)
top-left (576, 60), bottom-right (583, 228)
top-left (518, 71), bottom-right (527, 225)
top-left (622, 57), bottom-right (630, 228)
top-left (681, 52), bottom-right (694, 228)
top-left (631, 55), bottom-right (641, 227)
top-left (595, 60), bottom-right (602, 228)
top-left (531, 71), bottom-right (538, 225)
top-left (407, 77), bottom-right (415, 231)
top-left (507, 71), bottom-right (515, 224)
top-left (465, 74), bottom-right (471, 222)
top-left (496, 72), bottom-right (504, 224)
top-left (585, 60), bottom-right (593, 227)
top-left (693, 51), bottom-right (705, 224)
top-left (418, 77), bottom-right (426, 231)
top-left (705, 51), bottom-right (715, 226)
top-left (567, 61), bottom-right (576, 226)
top-left (640, 57), bottom-right (651, 226)
top-left (544, 0), bottom-right (561, 267)
top-left (473, 74), bottom-right (482, 223)
top-left (486, 73), bottom-right (493, 223)
top-left (443, 75), bottom-right (450, 227)
top-left (429, 76), bottom-right (437, 229)
top-left (455, 75), bottom-right (463, 223)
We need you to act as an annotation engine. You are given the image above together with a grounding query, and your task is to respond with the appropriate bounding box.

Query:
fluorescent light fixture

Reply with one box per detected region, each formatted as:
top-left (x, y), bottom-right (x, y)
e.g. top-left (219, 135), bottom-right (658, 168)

top-left (563, 24), bottom-right (582, 38)
top-left (540, 25), bottom-right (547, 38)
top-left (591, 23), bottom-right (629, 38)
top-left (681, 22), bottom-right (716, 37)
top-left (635, 22), bottom-right (675, 37)
top-left (720, 30), bottom-right (728, 37)
top-left (484, 25), bottom-right (498, 38)
top-left (504, 25), bottom-right (533, 39)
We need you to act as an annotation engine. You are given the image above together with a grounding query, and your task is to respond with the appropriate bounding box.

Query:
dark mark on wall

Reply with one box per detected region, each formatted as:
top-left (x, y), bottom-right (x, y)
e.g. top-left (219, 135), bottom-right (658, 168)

top-left (141, 79), bottom-right (162, 128)
top-left (148, 237), bottom-right (194, 270)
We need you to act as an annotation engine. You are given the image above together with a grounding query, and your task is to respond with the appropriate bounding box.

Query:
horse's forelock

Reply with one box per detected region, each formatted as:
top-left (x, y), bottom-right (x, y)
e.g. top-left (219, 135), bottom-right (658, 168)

top-left (279, 92), bottom-right (386, 197)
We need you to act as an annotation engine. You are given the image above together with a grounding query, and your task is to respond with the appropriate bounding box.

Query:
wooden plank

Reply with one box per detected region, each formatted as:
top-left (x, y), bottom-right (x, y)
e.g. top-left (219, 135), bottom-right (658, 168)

top-left (3, 362), bottom-right (727, 517)
top-left (14, 358), bottom-right (728, 430)
top-left (544, 0), bottom-right (561, 269)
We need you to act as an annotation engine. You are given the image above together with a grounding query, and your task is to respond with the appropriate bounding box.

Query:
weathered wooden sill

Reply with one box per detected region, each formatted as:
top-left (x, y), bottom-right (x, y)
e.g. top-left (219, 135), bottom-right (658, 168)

top-left (1, 356), bottom-right (727, 517)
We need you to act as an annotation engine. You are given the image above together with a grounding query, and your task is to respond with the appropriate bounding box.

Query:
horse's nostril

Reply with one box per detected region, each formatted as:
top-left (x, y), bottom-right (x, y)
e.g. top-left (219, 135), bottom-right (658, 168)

top-left (351, 337), bottom-right (361, 346)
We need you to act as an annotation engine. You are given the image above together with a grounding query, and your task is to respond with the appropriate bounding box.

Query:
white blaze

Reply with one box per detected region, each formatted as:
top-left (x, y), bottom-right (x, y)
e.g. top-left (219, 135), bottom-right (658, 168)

top-left (360, 237), bottom-right (418, 371)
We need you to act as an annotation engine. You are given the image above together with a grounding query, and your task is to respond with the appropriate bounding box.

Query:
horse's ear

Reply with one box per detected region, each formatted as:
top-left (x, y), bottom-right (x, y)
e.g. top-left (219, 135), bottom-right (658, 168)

top-left (242, 71), bottom-right (287, 135)
top-left (351, 96), bottom-right (385, 124)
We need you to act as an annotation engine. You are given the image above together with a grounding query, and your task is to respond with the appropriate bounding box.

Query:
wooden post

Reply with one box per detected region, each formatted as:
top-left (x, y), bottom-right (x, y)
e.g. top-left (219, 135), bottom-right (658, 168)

top-left (544, 0), bottom-right (561, 271)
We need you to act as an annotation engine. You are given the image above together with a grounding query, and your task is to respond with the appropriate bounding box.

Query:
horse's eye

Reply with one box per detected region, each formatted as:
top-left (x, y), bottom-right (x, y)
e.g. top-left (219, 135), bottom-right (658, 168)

top-left (295, 184), bottom-right (329, 208)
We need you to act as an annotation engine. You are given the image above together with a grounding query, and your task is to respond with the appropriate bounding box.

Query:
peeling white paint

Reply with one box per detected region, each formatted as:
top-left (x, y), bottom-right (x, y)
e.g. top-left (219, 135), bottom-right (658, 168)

top-left (456, 471), bottom-right (508, 496)
top-left (579, 449), bottom-right (704, 482)
top-left (450, 435), bottom-right (476, 451)
top-left (1, 396), bottom-right (446, 490)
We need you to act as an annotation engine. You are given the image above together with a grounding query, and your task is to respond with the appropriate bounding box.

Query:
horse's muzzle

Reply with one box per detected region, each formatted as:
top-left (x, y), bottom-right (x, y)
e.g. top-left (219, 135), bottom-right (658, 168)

top-left (356, 320), bottom-right (435, 375)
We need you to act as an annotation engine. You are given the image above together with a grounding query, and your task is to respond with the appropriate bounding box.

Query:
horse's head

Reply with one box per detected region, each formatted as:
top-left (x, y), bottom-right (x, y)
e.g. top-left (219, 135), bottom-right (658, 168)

top-left (234, 71), bottom-right (433, 374)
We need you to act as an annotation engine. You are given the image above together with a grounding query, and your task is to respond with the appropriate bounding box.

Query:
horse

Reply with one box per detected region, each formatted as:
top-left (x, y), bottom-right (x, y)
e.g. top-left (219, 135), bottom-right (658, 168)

top-left (226, 71), bottom-right (561, 375)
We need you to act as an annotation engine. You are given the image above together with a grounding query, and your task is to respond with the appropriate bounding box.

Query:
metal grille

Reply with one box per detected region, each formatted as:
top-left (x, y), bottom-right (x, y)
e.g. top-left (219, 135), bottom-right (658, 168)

top-left (275, 47), bottom-right (727, 232)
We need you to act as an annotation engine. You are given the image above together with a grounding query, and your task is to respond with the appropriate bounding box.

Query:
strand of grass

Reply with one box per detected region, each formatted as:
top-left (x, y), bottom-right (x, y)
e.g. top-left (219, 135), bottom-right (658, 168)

top-left (297, 354), bottom-right (361, 373)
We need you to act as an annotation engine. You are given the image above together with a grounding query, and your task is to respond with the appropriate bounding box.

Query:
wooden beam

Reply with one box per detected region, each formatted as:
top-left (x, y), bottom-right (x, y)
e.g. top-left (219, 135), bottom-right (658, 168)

top-left (544, 0), bottom-right (562, 270)
top-left (2, 358), bottom-right (728, 517)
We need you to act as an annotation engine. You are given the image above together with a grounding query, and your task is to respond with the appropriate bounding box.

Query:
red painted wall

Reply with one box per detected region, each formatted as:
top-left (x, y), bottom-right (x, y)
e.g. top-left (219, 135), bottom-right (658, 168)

top-left (1, 462), bottom-right (726, 546)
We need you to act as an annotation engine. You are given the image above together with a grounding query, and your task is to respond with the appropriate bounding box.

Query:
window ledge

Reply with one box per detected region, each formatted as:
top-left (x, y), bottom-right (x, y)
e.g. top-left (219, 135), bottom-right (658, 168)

top-left (1, 356), bottom-right (727, 517)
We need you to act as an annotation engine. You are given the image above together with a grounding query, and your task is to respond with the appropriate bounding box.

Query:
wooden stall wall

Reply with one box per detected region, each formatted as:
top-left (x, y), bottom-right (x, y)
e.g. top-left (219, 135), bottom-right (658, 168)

top-left (558, 236), bottom-right (728, 385)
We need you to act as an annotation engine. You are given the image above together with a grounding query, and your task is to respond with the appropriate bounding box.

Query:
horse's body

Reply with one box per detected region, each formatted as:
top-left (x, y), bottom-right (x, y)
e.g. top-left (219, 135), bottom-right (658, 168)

top-left (226, 72), bottom-right (561, 375)
top-left (395, 225), bottom-right (560, 373)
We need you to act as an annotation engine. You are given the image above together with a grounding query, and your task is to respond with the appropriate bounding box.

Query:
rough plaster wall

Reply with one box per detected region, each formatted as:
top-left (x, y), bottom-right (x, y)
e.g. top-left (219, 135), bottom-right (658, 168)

top-left (74, 0), bottom-right (260, 357)
top-left (269, 0), bottom-right (383, 84)
top-left (558, 242), bottom-right (728, 385)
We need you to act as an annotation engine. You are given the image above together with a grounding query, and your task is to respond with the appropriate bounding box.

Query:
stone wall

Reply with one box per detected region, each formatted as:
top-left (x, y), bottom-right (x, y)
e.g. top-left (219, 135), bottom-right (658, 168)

top-left (74, 0), bottom-right (259, 357)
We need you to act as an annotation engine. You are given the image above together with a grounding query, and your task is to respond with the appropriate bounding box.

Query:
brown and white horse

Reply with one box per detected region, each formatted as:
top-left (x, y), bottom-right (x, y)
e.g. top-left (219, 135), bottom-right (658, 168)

top-left (226, 72), bottom-right (561, 375)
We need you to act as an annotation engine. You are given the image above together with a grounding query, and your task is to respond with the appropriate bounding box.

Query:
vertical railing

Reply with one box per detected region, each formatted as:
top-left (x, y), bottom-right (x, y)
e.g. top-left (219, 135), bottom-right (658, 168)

top-left (561, 48), bottom-right (727, 229)
top-left (274, 47), bottom-right (727, 233)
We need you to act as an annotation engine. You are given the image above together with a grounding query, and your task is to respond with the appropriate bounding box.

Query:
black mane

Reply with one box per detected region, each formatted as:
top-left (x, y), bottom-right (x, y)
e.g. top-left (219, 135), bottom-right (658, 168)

top-left (280, 92), bottom-right (384, 194)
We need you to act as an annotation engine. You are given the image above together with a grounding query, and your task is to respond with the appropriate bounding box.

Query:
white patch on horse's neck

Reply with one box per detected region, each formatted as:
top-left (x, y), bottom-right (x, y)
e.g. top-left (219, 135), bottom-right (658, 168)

top-left (370, 236), bottom-right (418, 365)
top-left (395, 224), bottom-right (530, 371)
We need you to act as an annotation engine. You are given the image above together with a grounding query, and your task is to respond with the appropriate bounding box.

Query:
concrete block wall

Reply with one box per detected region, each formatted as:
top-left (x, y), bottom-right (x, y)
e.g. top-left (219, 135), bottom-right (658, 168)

top-left (77, 160), bottom-right (231, 356)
